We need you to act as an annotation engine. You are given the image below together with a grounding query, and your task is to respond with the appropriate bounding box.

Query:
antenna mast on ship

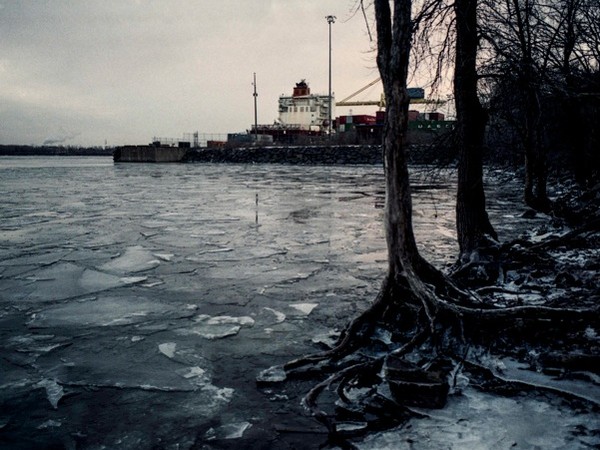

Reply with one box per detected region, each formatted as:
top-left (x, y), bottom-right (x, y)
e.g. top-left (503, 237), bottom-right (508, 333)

top-left (252, 73), bottom-right (258, 142)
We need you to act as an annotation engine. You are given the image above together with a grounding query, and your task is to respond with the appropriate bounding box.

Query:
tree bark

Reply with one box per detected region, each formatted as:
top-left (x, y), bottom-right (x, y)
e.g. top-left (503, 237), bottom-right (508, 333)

top-left (375, 0), bottom-right (423, 279)
top-left (454, 0), bottom-right (498, 261)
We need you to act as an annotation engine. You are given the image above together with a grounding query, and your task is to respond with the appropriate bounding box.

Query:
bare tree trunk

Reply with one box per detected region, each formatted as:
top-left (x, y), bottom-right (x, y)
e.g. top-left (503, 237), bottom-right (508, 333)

top-left (521, 61), bottom-right (550, 211)
top-left (375, 0), bottom-right (424, 279)
top-left (454, 0), bottom-right (498, 262)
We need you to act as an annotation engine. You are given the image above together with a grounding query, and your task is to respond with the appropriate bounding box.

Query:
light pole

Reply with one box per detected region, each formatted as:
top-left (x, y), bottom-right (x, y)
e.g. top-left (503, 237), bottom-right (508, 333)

top-left (326, 15), bottom-right (336, 137)
top-left (252, 72), bottom-right (258, 142)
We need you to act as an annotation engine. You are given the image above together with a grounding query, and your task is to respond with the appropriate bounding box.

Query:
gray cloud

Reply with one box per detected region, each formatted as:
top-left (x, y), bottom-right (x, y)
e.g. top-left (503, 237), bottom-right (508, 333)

top-left (0, 1), bottom-right (385, 147)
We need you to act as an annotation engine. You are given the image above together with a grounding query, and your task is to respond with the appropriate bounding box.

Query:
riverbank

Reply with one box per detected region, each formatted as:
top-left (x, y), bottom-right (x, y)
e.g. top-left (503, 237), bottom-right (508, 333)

top-left (183, 145), bottom-right (384, 165)
top-left (2, 143), bottom-right (450, 165)
top-left (112, 144), bottom-right (450, 165)
top-left (0, 145), bottom-right (113, 157)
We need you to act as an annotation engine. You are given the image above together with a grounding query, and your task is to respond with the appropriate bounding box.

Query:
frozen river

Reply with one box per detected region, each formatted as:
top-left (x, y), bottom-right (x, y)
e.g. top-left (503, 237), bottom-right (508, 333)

top-left (0, 156), bottom-right (597, 449)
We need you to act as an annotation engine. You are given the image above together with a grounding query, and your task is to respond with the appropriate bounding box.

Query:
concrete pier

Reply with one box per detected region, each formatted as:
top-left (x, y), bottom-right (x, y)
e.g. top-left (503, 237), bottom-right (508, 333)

top-left (114, 145), bottom-right (187, 163)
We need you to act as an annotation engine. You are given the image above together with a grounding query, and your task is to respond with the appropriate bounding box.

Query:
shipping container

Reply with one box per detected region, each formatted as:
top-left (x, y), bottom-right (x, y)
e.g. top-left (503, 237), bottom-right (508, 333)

top-left (408, 110), bottom-right (420, 121)
top-left (407, 87), bottom-right (425, 99)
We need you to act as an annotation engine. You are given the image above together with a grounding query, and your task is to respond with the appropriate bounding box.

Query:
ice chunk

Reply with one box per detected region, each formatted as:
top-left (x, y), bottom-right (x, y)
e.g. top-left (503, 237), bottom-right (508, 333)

top-left (37, 419), bottom-right (62, 429)
top-left (289, 303), bottom-right (318, 316)
top-left (372, 327), bottom-right (393, 345)
top-left (153, 253), bottom-right (174, 262)
top-left (177, 366), bottom-right (206, 379)
top-left (584, 327), bottom-right (598, 340)
top-left (256, 365), bottom-right (287, 384)
top-left (176, 315), bottom-right (255, 340)
top-left (158, 342), bottom-right (177, 359)
top-left (207, 248), bottom-right (234, 254)
top-left (119, 276), bottom-right (148, 285)
top-left (489, 357), bottom-right (600, 405)
top-left (205, 422), bottom-right (252, 441)
top-left (99, 246), bottom-right (160, 274)
top-left (262, 307), bottom-right (286, 324)
top-left (336, 422), bottom-right (368, 432)
top-left (36, 379), bottom-right (64, 409)
top-left (141, 280), bottom-right (164, 288)
top-left (81, 268), bottom-right (139, 291)
top-left (311, 330), bottom-right (340, 348)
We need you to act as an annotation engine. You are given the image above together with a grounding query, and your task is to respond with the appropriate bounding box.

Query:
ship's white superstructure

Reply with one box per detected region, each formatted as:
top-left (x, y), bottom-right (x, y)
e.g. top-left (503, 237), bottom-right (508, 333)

top-left (277, 80), bottom-right (333, 131)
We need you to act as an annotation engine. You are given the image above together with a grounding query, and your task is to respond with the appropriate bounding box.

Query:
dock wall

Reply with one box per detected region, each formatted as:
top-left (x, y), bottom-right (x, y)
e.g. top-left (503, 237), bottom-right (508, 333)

top-left (114, 146), bottom-right (187, 163)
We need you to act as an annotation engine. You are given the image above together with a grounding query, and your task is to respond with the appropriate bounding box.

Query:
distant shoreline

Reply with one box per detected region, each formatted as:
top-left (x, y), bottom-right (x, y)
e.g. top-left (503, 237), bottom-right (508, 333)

top-left (0, 145), bottom-right (113, 156)
top-left (1, 143), bottom-right (453, 166)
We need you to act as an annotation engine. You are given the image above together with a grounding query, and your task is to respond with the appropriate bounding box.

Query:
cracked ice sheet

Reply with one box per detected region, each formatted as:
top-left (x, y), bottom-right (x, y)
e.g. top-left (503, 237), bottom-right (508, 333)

top-left (357, 387), bottom-right (600, 449)
top-left (1, 262), bottom-right (147, 303)
top-left (27, 296), bottom-right (194, 328)
top-left (35, 340), bottom-right (233, 407)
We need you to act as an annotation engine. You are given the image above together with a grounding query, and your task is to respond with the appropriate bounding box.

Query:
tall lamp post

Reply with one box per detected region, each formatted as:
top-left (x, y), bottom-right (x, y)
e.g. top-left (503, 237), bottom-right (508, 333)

top-left (326, 15), bottom-right (336, 137)
top-left (252, 72), bottom-right (258, 142)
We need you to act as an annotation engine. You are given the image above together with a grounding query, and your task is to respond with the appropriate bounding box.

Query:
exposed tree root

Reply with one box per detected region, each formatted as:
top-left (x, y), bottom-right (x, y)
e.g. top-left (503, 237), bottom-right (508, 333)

top-left (265, 192), bottom-right (600, 446)
top-left (270, 250), bottom-right (599, 446)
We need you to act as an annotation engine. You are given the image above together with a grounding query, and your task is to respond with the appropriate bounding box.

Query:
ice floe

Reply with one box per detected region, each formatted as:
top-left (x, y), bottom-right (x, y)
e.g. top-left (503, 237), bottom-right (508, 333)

top-left (486, 357), bottom-right (600, 405)
top-left (27, 297), bottom-right (185, 328)
top-left (256, 365), bottom-right (287, 384)
top-left (262, 307), bottom-right (286, 324)
top-left (176, 314), bottom-right (255, 340)
top-left (205, 422), bottom-right (252, 441)
top-left (4, 262), bottom-right (147, 302)
top-left (158, 342), bottom-right (177, 359)
top-left (153, 252), bottom-right (174, 262)
top-left (289, 302), bottom-right (318, 316)
top-left (36, 379), bottom-right (64, 409)
top-left (36, 419), bottom-right (62, 430)
top-left (99, 246), bottom-right (160, 274)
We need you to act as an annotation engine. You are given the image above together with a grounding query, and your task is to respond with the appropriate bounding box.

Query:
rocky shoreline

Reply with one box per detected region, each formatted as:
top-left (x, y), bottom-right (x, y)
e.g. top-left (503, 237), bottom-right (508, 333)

top-left (182, 144), bottom-right (449, 165)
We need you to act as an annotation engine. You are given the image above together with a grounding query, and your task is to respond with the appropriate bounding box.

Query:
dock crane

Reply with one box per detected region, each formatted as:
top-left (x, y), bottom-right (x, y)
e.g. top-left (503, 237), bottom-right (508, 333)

top-left (336, 78), bottom-right (446, 109)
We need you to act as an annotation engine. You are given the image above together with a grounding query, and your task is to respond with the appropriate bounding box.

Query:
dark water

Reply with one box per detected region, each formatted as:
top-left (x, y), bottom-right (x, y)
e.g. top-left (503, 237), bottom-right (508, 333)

top-left (1, 156), bottom-right (596, 449)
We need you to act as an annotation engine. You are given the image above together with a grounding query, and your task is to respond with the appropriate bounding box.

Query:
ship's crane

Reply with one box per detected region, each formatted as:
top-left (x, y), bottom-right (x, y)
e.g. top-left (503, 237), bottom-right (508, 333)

top-left (336, 78), bottom-right (446, 108)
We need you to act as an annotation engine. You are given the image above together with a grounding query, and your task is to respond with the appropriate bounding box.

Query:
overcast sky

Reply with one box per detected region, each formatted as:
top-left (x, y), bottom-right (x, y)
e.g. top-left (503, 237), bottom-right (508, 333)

top-left (0, 1), bottom-right (419, 147)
